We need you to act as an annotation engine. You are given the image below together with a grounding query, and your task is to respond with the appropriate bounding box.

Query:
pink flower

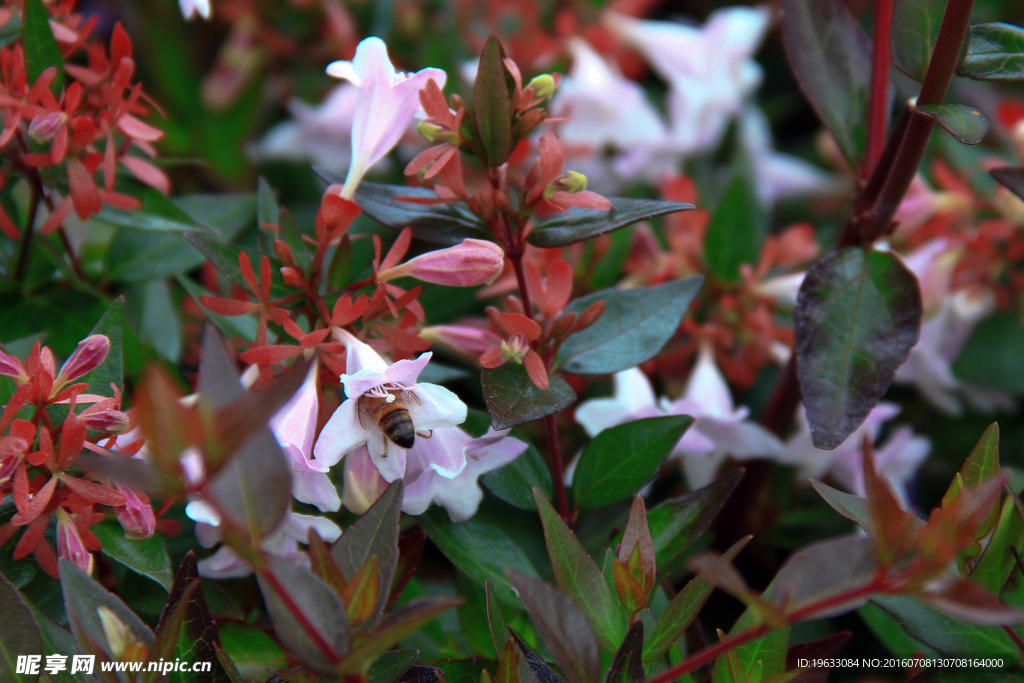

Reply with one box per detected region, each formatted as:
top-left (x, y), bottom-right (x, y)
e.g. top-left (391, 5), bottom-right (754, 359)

top-left (51, 334), bottom-right (109, 396)
top-left (377, 239), bottom-right (505, 287)
top-left (179, 0), bottom-right (211, 20)
top-left (56, 509), bottom-right (94, 575)
top-left (326, 37), bottom-right (447, 199)
top-left (343, 446), bottom-right (390, 515)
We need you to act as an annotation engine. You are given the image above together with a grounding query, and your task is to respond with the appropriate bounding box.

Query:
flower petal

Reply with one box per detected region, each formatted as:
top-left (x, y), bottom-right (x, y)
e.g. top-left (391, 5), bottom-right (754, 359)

top-left (312, 399), bottom-right (370, 467)
top-left (407, 382), bottom-right (467, 431)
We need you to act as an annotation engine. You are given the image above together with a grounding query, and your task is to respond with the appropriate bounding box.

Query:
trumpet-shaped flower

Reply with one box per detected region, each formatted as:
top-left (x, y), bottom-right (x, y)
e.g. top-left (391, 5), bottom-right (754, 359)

top-left (326, 37), bottom-right (446, 199)
top-left (574, 344), bottom-right (782, 490)
top-left (313, 332), bottom-right (467, 481)
top-left (343, 427), bottom-right (527, 521)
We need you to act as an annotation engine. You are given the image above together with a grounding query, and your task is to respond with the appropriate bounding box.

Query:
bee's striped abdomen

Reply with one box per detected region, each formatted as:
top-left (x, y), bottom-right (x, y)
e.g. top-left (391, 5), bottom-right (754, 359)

top-left (379, 405), bottom-right (416, 448)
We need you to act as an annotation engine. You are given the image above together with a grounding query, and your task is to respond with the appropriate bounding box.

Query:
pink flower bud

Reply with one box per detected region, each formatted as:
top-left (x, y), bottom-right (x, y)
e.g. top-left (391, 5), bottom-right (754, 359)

top-left (378, 239), bottom-right (505, 287)
top-left (420, 324), bottom-right (504, 357)
top-left (57, 510), bottom-right (94, 575)
top-left (0, 350), bottom-right (26, 381)
top-left (82, 409), bottom-right (130, 434)
top-left (343, 447), bottom-right (389, 514)
top-left (115, 484), bottom-right (156, 540)
top-left (56, 335), bottom-right (110, 386)
top-left (28, 112), bottom-right (65, 143)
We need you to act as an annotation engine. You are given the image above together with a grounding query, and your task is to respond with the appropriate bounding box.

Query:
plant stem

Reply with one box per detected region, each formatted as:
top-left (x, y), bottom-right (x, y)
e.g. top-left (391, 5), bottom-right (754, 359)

top-left (57, 224), bottom-right (88, 282)
top-left (866, 0), bottom-right (894, 173)
top-left (544, 412), bottom-right (571, 524)
top-left (1002, 624), bottom-right (1024, 654)
top-left (13, 181), bottom-right (40, 282)
top-left (508, 248), bottom-right (534, 316)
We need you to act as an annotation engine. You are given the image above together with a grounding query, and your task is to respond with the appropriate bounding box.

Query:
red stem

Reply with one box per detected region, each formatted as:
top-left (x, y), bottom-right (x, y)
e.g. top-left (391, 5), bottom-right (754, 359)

top-left (866, 0), bottom-right (893, 174)
top-left (544, 413), bottom-right (571, 524)
top-left (259, 567), bottom-right (343, 666)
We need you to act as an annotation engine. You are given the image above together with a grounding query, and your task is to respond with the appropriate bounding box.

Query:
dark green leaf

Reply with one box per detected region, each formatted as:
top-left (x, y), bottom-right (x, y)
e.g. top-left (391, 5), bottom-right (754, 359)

top-left (176, 194), bottom-right (258, 235)
top-left (527, 198), bottom-right (693, 248)
top-left (0, 572), bottom-right (42, 683)
top-left (92, 522), bottom-right (173, 591)
top-left (481, 437), bottom-right (552, 510)
top-left (990, 166), bottom-right (1024, 202)
top-left (646, 469), bottom-right (744, 567)
top-left (418, 506), bottom-right (540, 609)
top-left (257, 559), bottom-right (350, 674)
top-left (22, 0), bottom-right (62, 94)
top-left (341, 179), bottom-right (489, 245)
top-left (257, 176), bottom-right (280, 229)
top-left (474, 36), bottom-right (514, 167)
top-left (278, 207), bottom-right (310, 272)
top-left (28, 604), bottom-right (89, 683)
top-left (184, 232), bottom-right (291, 300)
top-left (572, 416), bottom-right (693, 510)
top-left (338, 597), bottom-right (460, 675)
top-left (130, 279), bottom-right (182, 363)
top-left (456, 572), bottom-right (497, 658)
top-left (970, 495), bottom-right (1024, 594)
top-left (917, 104), bottom-right (990, 144)
top-left (535, 491), bottom-right (626, 651)
top-left (176, 275), bottom-right (258, 346)
top-left (433, 659), bottom-right (493, 683)
top-left (602, 621), bottom-right (644, 683)
top-left (711, 624), bottom-right (788, 683)
top-left (60, 558), bottom-right (154, 660)
top-left (485, 580), bottom-right (510, 657)
top-left (482, 363), bottom-right (576, 431)
top-left (82, 297), bottom-right (124, 397)
top-left (704, 176), bottom-right (762, 283)
top-left (217, 621), bottom-right (289, 681)
top-left (810, 480), bottom-right (873, 531)
top-left (368, 649), bottom-right (419, 683)
top-left (330, 480), bottom-right (402, 629)
top-left (327, 234), bottom-right (353, 290)
top-left (505, 571), bottom-right (601, 683)
top-left (93, 189), bottom-right (211, 234)
top-left (794, 248), bottom-right (922, 450)
top-left (892, 0), bottom-right (951, 81)
top-left (962, 423), bottom-right (1000, 489)
top-left (779, 0), bottom-right (873, 167)
top-left (952, 312), bottom-right (1024, 391)
top-left (555, 276), bottom-right (702, 375)
top-left (399, 665), bottom-right (443, 683)
top-left (509, 628), bottom-right (567, 683)
top-left (0, 501), bottom-right (38, 588)
top-left (871, 595), bottom-right (1019, 655)
top-left (959, 22), bottom-right (1024, 81)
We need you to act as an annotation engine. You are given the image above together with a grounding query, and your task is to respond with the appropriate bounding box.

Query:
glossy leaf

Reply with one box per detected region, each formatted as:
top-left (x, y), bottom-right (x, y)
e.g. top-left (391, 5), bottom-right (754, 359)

top-left (917, 104), bottom-right (990, 144)
top-left (527, 198), bottom-right (694, 248)
top-left (535, 490), bottom-right (626, 651)
top-left (952, 312), bottom-right (1024, 391)
top-left (23, 0), bottom-right (62, 94)
top-left (892, 0), bottom-right (951, 82)
top-left (82, 297), bottom-right (125, 397)
top-left (555, 276), bottom-right (703, 375)
top-left (646, 469), bottom-right (744, 567)
top-left (871, 595), bottom-right (1019, 655)
top-left (602, 621), bottom-right (644, 683)
top-left (704, 176), bottom-right (762, 283)
top-left (257, 558), bottom-right (350, 674)
top-left (971, 496), bottom-right (1024, 594)
top-left (419, 506), bottom-right (540, 609)
top-left (509, 628), bottom-right (568, 683)
top-left (217, 620), bottom-right (289, 681)
top-left (474, 35), bottom-right (514, 167)
top-left (506, 571), bottom-right (602, 683)
top-left (332, 480), bottom-right (402, 629)
top-left (794, 248), bottom-right (922, 449)
top-left (990, 166), bottom-right (1024, 202)
top-left (94, 188), bottom-right (211, 234)
top-left (482, 437), bottom-right (553, 510)
top-left (345, 179), bottom-right (490, 245)
top-left (0, 572), bottom-right (41, 683)
top-left (959, 22), bottom-right (1024, 81)
top-left (92, 522), bottom-right (173, 591)
top-left (572, 416), bottom-right (693, 510)
top-left (486, 580), bottom-right (510, 656)
top-left (482, 362), bottom-right (576, 431)
top-left (779, 0), bottom-right (872, 167)
top-left (368, 649), bottom-right (419, 683)
top-left (184, 232), bottom-right (291, 300)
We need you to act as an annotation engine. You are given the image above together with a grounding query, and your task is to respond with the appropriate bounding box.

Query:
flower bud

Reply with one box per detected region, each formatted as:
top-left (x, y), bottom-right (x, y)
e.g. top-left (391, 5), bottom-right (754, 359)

top-left (115, 484), bottom-right (156, 540)
top-left (55, 335), bottom-right (110, 388)
top-left (526, 74), bottom-right (556, 100)
top-left (56, 510), bottom-right (94, 576)
top-left (28, 112), bottom-right (65, 143)
top-left (420, 324), bottom-right (504, 356)
top-left (0, 350), bottom-right (27, 382)
top-left (377, 239), bottom-right (505, 287)
top-left (494, 190), bottom-right (512, 213)
top-left (82, 409), bottom-right (130, 434)
top-left (97, 606), bottom-right (128, 659)
top-left (547, 171), bottom-right (588, 197)
top-left (501, 334), bottom-right (530, 363)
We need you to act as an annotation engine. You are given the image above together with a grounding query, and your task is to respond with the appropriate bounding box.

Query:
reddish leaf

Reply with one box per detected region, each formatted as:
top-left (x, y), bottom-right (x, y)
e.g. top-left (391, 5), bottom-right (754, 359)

top-left (60, 475), bottom-right (127, 506)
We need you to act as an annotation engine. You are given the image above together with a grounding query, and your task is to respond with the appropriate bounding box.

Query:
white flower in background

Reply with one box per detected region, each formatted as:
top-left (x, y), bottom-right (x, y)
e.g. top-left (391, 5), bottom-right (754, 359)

top-left (251, 85), bottom-right (361, 172)
top-left (313, 331), bottom-right (467, 482)
top-left (574, 344), bottom-right (782, 490)
top-left (607, 6), bottom-right (770, 155)
top-left (326, 37), bottom-right (447, 199)
top-left (179, 0), bottom-right (211, 20)
top-left (780, 404), bottom-right (929, 507)
top-left (343, 427), bottom-right (528, 521)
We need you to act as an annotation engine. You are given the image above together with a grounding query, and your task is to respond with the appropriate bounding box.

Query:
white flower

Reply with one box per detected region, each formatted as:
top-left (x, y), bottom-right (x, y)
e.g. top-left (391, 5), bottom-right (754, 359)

top-left (313, 331), bottom-right (467, 482)
top-left (326, 37), bottom-right (446, 199)
top-left (179, 0), bottom-right (211, 20)
top-left (574, 344), bottom-right (782, 489)
top-left (607, 6), bottom-right (770, 154)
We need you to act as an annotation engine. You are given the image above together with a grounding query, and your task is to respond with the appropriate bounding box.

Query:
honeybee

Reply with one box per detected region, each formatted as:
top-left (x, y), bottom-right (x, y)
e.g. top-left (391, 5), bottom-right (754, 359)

top-left (358, 390), bottom-right (431, 451)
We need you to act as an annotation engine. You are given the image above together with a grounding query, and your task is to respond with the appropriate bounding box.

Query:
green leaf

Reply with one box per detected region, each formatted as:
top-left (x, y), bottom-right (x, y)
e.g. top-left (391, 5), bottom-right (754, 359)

top-left (646, 469), bottom-right (744, 567)
top-left (92, 522), bottom-right (173, 592)
top-left (602, 621), bottom-right (644, 683)
top-left (330, 480), bottom-right (402, 629)
top-left (505, 571), bottom-right (602, 683)
top-left (794, 248), bottom-right (922, 450)
top-left (217, 620), bottom-right (289, 682)
top-left (858, 601), bottom-right (938, 656)
top-left (482, 363), bottom-right (576, 431)
top-left (22, 0), bottom-right (62, 94)
top-left (779, 0), bottom-right (873, 168)
top-left (892, 0), bottom-right (951, 81)
top-left (456, 572), bottom-right (497, 658)
top-left (60, 558), bottom-right (154, 660)
top-left (257, 559), bottom-right (350, 675)
top-left (705, 177), bottom-right (762, 283)
top-left (962, 423), bottom-right (1000, 489)
top-left (338, 597), bottom-right (460, 675)
top-left (535, 491), bottom-right (626, 652)
top-left (343, 180), bottom-right (489, 245)
top-left (176, 275), bottom-right (258, 346)
top-left (555, 276), bottom-right (703, 375)
top-left (711, 621), bottom-right (788, 683)
top-left (327, 234), bottom-right (353, 290)
top-left (28, 604), bottom-right (90, 683)
top-left (481, 436), bottom-right (552, 510)
top-left (485, 580), bottom-right (510, 657)
top-left (81, 296), bottom-right (124, 397)
top-left (971, 495), bottom-right (1024, 594)
top-left (952, 312), bottom-right (1024, 391)
top-left (93, 188), bottom-right (211, 234)
top-left (810, 480), bottom-right (873, 532)
top-left (959, 22), bottom-right (1024, 81)
top-left (368, 649), bottom-right (419, 683)
top-left (418, 506), bottom-right (541, 609)
top-left (129, 279), bottom-right (181, 363)
top-left (572, 416), bottom-right (693, 510)
top-left (917, 104), bottom-right (991, 144)
top-left (176, 194), bottom-right (258, 235)
top-left (870, 595), bottom-right (1019, 655)
top-left (257, 176), bottom-right (280, 229)
top-left (527, 198), bottom-right (693, 248)
top-left (509, 628), bottom-right (567, 683)
top-left (184, 232), bottom-right (291, 300)
top-left (474, 35), bottom-right (514, 167)
top-left (0, 572), bottom-right (42, 683)
top-left (279, 207), bottom-right (310, 272)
